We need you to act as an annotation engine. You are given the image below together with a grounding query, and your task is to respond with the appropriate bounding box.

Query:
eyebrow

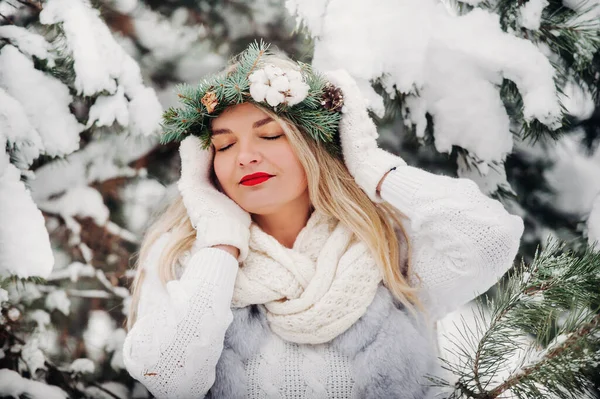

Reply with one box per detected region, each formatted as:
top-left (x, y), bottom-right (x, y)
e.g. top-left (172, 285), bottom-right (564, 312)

top-left (211, 117), bottom-right (275, 137)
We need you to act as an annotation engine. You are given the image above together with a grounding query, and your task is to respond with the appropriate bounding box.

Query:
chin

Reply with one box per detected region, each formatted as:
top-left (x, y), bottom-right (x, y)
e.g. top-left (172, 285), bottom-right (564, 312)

top-left (239, 201), bottom-right (282, 216)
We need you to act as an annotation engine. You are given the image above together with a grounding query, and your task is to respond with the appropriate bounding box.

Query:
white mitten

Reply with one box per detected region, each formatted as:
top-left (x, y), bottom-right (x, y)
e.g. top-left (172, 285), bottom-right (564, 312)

top-left (324, 70), bottom-right (407, 202)
top-left (178, 136), bottom-right (251, 261)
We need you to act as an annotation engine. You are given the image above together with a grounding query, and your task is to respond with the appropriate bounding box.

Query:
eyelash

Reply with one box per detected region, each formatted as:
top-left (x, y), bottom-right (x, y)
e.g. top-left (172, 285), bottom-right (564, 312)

top-left (217, 134), bottom-right (283, 152)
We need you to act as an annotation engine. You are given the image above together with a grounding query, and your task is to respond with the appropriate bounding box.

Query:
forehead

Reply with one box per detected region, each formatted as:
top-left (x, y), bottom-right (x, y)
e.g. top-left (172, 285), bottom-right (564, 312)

top-left (211, 103), bottom-right (271, 131)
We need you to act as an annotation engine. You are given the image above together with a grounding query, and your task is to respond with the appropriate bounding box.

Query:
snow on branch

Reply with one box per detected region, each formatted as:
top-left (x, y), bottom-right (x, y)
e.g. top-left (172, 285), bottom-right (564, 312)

top-left (287, 0), bottom-right (564, 188)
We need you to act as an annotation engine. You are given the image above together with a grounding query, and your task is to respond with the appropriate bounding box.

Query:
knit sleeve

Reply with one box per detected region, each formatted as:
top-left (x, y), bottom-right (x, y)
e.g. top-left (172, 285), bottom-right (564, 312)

top-left (122, 233), bottom-right (239, 399)
top-left (379, 165), bottom-right (525, 321)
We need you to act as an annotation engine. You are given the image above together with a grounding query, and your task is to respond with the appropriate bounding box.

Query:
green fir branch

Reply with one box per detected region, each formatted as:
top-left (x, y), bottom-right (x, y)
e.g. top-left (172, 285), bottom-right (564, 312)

top-left (436, 239), bottom-right (600, 398)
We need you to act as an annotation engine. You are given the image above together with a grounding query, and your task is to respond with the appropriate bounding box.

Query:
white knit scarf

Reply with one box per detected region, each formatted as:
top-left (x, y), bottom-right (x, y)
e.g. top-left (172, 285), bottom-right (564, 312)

top-left (232, 210), bottom-right (383, 344)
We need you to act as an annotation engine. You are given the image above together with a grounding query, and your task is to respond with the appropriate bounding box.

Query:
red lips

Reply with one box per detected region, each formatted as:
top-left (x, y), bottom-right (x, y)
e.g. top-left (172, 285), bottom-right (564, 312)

top-left (239, 172), bottom-right (274, 186)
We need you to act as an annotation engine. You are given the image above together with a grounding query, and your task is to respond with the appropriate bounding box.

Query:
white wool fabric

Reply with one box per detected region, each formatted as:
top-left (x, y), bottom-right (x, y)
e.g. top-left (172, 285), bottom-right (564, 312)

top-left (324, 69), bottom-right (406, 202)
top-left (232, 210), bottom-right (383, 344)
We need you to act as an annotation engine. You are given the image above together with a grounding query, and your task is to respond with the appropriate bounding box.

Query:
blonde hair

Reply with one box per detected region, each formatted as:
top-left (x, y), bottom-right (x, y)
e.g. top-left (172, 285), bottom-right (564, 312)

top-left (126, 56), bottom-right (422, 331)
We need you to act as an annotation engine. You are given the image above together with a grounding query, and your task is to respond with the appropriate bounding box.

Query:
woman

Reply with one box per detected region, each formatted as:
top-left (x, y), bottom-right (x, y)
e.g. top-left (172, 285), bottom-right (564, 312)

top-left (122, 43), bottom-right (524, 398)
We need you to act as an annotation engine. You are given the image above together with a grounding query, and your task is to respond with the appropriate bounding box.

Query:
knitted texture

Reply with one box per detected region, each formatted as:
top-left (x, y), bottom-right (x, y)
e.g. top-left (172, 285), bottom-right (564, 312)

top-left (122, 244), bottom-right (239, 399)
top-left (324, 70), bottom-right (407, 202)
top-left (381, 165), bottom-right (525, 320)
top-left (232, 210), bottom-right (383, 344)
top-left (178, 135), bottom-right (251, 261)
top-left (123, 166), bottom-right (525, 398)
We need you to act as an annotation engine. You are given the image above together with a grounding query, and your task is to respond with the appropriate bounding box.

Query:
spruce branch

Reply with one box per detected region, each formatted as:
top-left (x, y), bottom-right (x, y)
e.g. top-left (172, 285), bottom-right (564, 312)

top-left (437, 238), bottom-right (600, 398)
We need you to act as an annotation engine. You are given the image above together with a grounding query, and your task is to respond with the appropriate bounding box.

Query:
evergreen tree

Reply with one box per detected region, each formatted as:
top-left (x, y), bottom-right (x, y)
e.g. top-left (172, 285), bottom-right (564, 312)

top-left (0, 0), bottom-right (598, 397)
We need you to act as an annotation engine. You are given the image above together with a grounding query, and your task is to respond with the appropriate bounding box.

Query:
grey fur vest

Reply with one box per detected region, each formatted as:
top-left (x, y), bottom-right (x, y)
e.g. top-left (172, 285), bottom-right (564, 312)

top-left (206, 284), bottom-right (443, 398)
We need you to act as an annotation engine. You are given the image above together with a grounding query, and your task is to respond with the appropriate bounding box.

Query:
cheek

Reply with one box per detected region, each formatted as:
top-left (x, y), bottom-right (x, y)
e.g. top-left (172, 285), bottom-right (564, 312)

top-left (212, 157), bottom-right (231, 190)
top-left (278, 149), bottom-right (307, 188)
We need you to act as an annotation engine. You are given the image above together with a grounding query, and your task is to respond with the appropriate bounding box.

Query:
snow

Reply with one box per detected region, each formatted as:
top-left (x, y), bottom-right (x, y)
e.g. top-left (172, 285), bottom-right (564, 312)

top-left (84, 382), bottom-right (129, 399)
top-left (7, 307), bottom-right (21, 321)
top-left (45, 290), bottom-right (71, 316)
top-left (563, 0), bottom-right (600, 28)
top-left (0, 45), bottom-right (83, 157)
top-left (540, 133), bottom-right (600, 217)
top-left (127, 86), bottom-right (163, 137)
top-left (0, 26), bottom-right (55, 65)
top-left (106, 328), bottom-right (127, 371)
top-left (6, 282), bottom-right (42, 305)
top-left (559, 79), bottom-right (596, 120)
top-left (0, 159), bottom-right (54, 279)
top-left (21, 338), bottom-right (46, 373)
top-left (0, 369), bottom-right (68, 399)
top-left (588, 194), bottom-right (600, 248)
top-left (106, 0), bottom-right (139, 14)
top-left (27, 310), bottom-right (51, 331)
top-left (288, 0), bottom-right (563, 193)
top-left (39, 0), bottom-right (118, 95)
top-left (86, 85), bottom-right (129, 129)
top-left (37, 186), bottom-right (109, 226)
top-left (132, 5), bottom-right (201, 63)
top-left (83, 310), bottom-right (116, 362)
top-left (39, 0), bottom-right (162, 137)
top-left (0, 88), bottom-right (43, 169)
top-left (48, 262), bottom-right (96, 283)
top-left (519, 0), bottom-right (549, 31)
top-left (120, 179), bottom-right (167, 234)
top-left (70, 358), bottom-right (95, 374)
top-left (29, 135), bottom-right (151, 202)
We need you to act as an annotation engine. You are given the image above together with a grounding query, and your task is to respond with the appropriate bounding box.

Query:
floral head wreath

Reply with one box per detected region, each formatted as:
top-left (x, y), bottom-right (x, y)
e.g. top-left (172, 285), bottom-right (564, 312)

top-left (160, 41), bottom-right (344, 155)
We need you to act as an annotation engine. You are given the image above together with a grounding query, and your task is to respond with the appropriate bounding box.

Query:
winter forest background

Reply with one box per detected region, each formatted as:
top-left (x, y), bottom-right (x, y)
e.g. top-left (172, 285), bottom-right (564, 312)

top-left (1, 0), bottom-right (600, 398)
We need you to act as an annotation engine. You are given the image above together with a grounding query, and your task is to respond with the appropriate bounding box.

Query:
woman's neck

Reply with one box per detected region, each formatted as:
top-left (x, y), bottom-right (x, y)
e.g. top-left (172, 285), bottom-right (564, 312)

top-left (252, 194), bottom-right (313, 249)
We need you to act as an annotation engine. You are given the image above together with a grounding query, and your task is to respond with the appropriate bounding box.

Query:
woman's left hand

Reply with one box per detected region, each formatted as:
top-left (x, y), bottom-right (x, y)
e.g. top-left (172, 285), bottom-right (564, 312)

top-left (324, 69), bottom-right (406, 202)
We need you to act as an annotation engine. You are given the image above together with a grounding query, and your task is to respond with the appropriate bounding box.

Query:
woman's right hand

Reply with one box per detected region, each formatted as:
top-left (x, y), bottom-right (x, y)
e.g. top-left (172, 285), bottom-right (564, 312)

top-left (178, 135), bottom-right (251, 261)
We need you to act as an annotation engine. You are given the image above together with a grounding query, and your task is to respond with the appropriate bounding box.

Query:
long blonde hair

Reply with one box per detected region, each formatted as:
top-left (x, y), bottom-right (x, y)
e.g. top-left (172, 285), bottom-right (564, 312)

top-left (126, 58), bottom-right (421, 331)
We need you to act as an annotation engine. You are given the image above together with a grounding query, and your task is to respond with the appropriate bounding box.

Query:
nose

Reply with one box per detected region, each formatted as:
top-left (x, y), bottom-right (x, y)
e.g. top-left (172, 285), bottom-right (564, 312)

top-left (236, 139), bottom-right (262, 167)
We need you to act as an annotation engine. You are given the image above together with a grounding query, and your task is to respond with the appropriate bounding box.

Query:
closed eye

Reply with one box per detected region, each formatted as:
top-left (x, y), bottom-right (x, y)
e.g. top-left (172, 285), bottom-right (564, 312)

top-left (262, 134), bottom-right (283, 140)
top-left (216, 134), bottom-right (283, 152)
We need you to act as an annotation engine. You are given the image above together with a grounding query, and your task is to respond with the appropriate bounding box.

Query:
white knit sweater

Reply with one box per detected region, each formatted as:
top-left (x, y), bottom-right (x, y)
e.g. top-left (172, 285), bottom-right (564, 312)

top-left (122, 165), bottom-right (525, 398)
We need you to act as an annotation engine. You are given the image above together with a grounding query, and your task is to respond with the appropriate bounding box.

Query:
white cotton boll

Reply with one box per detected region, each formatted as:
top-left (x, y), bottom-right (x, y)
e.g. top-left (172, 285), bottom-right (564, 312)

top-left (286, 69), bottom-right (303, 82)
top-left (249, 69), bottom-right (267, 84)
top-left (519, 0), bottom-right (549, 31)
top-left (266, 87), bottom-right (285, 107)
top-left (250, 82), bottom-right (269, 102)
top-left (45, 290), bottom-right (71, 316)
top-left (287, 80), bottom-right (310, 106)
top-left (70, 358), bottom-right (95, 374)
top-left (0, 289), bottom-right (7, 303)
top-left (270, 76), bottom-right (290, 92)
top-left (264, 64), bottom-right (284, 80)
